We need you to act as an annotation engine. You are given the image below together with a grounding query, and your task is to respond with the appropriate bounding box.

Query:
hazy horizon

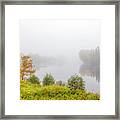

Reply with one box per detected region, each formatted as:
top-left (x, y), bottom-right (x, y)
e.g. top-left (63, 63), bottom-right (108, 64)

top-left (20, 19), bottom-right (100, 57)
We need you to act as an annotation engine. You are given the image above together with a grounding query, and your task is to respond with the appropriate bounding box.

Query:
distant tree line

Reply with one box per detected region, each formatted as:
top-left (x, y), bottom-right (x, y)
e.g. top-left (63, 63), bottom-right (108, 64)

top-left (79, 47), bottom-right (100, 65)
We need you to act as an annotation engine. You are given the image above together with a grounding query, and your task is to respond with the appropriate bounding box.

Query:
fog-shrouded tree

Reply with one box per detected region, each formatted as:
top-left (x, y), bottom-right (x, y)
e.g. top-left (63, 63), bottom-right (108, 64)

top-left (79, 47), bottom-right (100, 82)
top-left (68, 74), bottom-right (85, 90)
top-left (79, 46), bottom-right (100, 65)
top-left (43, 73), bottom-right (55, 86)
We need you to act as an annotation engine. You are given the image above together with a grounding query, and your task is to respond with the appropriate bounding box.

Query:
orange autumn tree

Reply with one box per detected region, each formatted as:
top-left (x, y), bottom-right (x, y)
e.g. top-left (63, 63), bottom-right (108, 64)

top-left (20, 54), bottom-right (36, 80)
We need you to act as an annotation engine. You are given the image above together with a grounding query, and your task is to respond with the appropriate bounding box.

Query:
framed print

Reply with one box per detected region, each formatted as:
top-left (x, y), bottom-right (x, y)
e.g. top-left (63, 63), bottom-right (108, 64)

top-left (0, 0), bottom-right (119, 119)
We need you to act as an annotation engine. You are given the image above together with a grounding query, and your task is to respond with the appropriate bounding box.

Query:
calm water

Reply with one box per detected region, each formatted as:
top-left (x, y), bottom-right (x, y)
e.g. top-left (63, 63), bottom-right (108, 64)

top-left (35, 56), bottom-right (100, 93)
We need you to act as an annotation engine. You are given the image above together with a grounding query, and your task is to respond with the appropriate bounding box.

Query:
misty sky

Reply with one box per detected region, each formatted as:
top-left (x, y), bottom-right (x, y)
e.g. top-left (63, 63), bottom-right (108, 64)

top-left (20, 19), bottom-right (100, 57)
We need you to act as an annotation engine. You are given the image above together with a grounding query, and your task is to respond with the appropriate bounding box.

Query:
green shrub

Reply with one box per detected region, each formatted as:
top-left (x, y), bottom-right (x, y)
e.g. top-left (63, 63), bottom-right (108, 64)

top-left (20, 80), bottom-right (100, 100)
top-left (68, 74), bottom-right (85, 90)
top-left (28, 75), bottom-right (40, 84)
top-left (43, 73), bottom-right (55, 86)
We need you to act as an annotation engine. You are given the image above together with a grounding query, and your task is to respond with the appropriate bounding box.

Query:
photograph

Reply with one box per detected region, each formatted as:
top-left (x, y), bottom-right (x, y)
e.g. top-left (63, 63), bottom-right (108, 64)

top-left (20, 19), bottom-right (100, 100)
top-left (3, 2), bottom-right (117, 117)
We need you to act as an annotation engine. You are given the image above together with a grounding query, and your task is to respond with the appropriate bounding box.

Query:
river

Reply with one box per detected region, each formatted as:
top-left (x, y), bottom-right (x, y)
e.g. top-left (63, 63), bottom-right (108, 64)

top-left (35, 55), bottom-right (100, 93)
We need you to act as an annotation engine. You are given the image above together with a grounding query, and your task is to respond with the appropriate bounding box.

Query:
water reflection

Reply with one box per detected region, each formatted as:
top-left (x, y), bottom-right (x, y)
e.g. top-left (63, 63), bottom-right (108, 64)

top-left (79, 47), bottom-right (100, 82)
top-left (79, 64), bottom-right (100, 82)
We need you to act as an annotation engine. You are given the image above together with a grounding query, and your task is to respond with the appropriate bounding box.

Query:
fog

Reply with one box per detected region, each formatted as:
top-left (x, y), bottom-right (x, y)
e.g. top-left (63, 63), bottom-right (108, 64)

top-left (20, 19), bottom-right (100, 57)
top-left (20, 19), bottom-right (100, 93)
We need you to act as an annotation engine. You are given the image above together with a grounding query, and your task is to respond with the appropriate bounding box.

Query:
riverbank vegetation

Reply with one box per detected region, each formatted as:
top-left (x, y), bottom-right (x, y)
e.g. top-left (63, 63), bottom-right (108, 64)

top-left (20, 74), bottom-right (100, 100)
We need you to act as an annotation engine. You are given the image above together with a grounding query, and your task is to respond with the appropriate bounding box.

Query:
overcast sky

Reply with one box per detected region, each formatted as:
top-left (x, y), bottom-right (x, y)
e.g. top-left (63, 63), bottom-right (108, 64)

top-left (20, 19), bottom-right (100, 57)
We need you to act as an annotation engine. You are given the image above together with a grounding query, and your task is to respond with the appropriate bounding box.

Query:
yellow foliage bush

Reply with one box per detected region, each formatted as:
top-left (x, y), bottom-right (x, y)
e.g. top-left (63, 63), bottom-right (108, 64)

top-left (20, 80), bottom-right (100, 100)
